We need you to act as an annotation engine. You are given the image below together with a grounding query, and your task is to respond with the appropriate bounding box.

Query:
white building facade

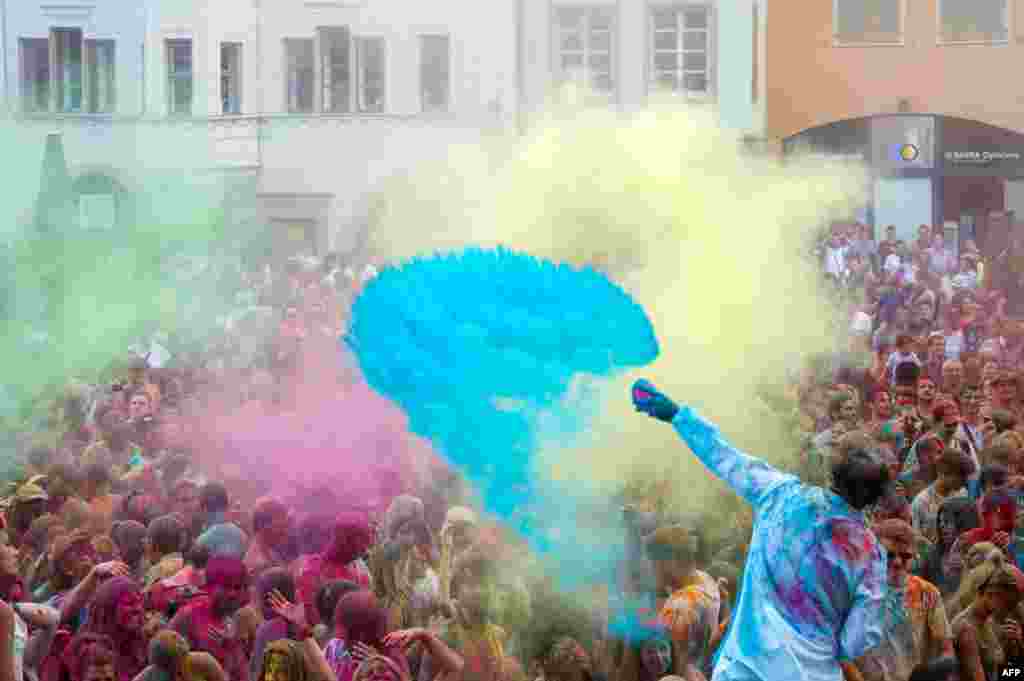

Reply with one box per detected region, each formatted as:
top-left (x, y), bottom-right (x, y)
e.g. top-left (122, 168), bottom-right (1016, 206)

top-left (1, 0), bottom-right (763, 254)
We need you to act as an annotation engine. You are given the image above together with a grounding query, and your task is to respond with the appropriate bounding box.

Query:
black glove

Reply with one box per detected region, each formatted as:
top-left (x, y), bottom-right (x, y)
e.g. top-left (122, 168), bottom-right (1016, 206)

top-left (631, 379), bottom-right (680, 423)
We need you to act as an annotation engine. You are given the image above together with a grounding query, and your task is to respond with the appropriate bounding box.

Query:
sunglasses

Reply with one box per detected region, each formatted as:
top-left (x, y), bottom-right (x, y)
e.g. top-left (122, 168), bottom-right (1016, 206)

top-left (888, 551), bottom-right (914, 563)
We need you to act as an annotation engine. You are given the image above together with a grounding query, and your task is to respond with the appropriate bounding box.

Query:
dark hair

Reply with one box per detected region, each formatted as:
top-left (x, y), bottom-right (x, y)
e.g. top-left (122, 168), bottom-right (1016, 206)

top-left (199, 482), bottom-right (229, 513)
top-left (148, 515), bottom-right (185, 557)
top-left (315, 580), bottom-right (360, 625)
top-left (185, 543), bottom-right (210, 569)
top-left (27, 445), bottom-right (55, 469)
top-left (252, 499), bottom-right (286, 533)
top-left (907, 656), bottom-right (956, 681)
top-left (935, 448), bottom-right (976, 480)
top-left (831, 450), bottom-right (891, 510)
top-left (256, 567), bottom-right (295, 603)
top-left (85, 462), bottom-right (110, 486)
top-left (48, 462), bottom-right (81, 486)
top-left (980, 464), bottom-right (1010, 491)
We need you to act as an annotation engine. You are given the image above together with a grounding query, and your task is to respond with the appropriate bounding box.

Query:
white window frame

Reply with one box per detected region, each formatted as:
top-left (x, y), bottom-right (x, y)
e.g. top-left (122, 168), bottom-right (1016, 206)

top-left (832, 0), bottom-right (906, 47)
top-left (551, 6), bottom-right (617, 99)
top-left (355, 35), bottom-right (386, 113)
top-left (220, 42), bottom-right (242, 115)
top-left (283, 38), bottom-right (315, 114)
top-left (166, 38), bottom-right (193, 117)
top-left (647, 4), bottom-right (713, 99)
top-left (936, 0), bottom-right (1010, 45)
top-left (418, 34), bottom-right (451, 114)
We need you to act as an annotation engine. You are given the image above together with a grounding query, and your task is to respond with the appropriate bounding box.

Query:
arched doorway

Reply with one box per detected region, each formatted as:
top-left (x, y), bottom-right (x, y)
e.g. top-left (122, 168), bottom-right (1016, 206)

top-left (72, 169), bottom-right (131, 231)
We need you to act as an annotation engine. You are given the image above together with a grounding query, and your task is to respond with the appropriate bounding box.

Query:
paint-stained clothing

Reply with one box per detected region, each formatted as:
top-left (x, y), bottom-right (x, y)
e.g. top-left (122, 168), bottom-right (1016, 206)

top-left (658, 571), bottom-right (721, 675)
top-left (856, 576), bottom-right (951, 681)
top-left (670, 406), bottom-right (887, 681)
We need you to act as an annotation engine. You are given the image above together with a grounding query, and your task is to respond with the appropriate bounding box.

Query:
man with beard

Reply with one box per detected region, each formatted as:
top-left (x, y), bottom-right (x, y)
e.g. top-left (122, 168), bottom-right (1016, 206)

top-left (170, 556), bottom-right (250, 681)
top-left (632, 380), bottom-right (888, 681)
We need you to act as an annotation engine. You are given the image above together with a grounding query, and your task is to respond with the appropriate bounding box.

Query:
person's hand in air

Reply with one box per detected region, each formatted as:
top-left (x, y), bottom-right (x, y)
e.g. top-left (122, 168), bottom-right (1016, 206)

top-left (631, 379), bottom-right (679, 423)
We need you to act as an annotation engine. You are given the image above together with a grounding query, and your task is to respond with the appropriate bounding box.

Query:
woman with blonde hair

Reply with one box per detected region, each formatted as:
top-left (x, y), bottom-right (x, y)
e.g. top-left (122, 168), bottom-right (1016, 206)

top-left (946, 542), bottom-right (1002, 620)
top-left (950, 550), bottom-right (1024, 681)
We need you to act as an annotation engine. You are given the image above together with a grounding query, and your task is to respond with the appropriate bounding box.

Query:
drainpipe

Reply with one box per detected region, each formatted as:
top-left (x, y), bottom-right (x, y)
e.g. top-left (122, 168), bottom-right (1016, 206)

top-left (1, 0), bottom-right (9, 115)
top-left (515, 0), bottom-right (525, 137)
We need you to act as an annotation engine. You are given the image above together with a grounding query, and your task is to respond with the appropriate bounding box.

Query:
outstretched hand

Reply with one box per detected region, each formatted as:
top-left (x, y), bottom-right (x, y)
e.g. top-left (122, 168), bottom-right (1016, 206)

top-left (631, 380), bottom-right (679, 423)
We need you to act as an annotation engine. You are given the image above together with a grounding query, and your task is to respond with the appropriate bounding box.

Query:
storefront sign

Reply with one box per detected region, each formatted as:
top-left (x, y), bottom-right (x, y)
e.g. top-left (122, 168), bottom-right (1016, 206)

top-left (942, 148), bottom-right (1024, 175)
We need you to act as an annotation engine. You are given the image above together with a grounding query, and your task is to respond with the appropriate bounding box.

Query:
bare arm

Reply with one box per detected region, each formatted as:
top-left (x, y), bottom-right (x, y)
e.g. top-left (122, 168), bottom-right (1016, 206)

top-left (18, 603), bottom-right (60, 672)
top-left (956, 626), bottom-right (987, 681)
top-left (0, 602), bottom-right (16, 681)
top-left (59, 562), bottom-right (129, 625)
top-left (383, 630), bottom-right (463, 680)
top-left (840, 662), bottom-right (866, 681)
top-left (189, 652), bottom-right (227, 681)
top-left (300, 637), bottom-right (337, 681)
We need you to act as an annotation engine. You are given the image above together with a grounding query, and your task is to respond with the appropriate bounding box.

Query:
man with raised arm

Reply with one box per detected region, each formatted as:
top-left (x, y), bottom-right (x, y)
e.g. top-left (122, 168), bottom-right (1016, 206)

top-left (632, 379), bottom-right (889, 681)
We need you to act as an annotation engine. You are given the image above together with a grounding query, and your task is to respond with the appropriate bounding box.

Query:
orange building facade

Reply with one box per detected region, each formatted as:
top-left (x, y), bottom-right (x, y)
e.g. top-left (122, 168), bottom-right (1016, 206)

top-left (765, 0), bottom-right (1024, 255)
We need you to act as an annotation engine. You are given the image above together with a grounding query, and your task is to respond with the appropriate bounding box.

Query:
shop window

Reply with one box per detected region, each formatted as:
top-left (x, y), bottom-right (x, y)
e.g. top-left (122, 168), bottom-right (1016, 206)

top-left (939, 0), bottom-right (1008, 43)
top-left (834, 0), bottom-right (902, 44)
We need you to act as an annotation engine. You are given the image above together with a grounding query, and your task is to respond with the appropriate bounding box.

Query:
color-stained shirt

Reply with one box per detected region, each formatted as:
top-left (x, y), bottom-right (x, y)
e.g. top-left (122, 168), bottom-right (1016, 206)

top-left (671, 406), bottom-right (887, 681)
top-left (911, 484), bottom-right (968, 546)
top-left (659, 571), bottom-right (722, 675)
top-left (856, 576), bottom-right (951, 681)
top-left (294, 554), bottom-right (371, 620)
top-left (170, 596), bottom-right (249, 681)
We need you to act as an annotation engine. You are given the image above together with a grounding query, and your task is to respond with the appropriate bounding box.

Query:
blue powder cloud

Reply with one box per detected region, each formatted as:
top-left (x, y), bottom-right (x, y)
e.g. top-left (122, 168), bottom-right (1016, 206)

top-left (345, 247), bottom-right (659, 578)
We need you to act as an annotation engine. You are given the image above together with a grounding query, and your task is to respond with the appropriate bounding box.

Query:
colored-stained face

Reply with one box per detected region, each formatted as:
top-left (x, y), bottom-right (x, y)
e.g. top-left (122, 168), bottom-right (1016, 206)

top-left (210, 575), bottom-right (248, 616)
top-left (116, 589), bottom-right (145, 631)
top-left (640, 639), bottom-right (671, 677)
top-left (875, 392), bottom-right (893, 420)
top-left (83, 664), bottom-right (115, 681)
top-left (357, 658), bottom-right (401, 681)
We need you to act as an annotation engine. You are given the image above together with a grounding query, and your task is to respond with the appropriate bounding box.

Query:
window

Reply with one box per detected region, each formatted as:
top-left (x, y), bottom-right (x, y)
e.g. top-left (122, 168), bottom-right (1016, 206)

top-left (650, 6), bottom-right (710, 95)
top-left (420, 35), bottom-right (450, 113)
top-left (833, 0), bottom-right (902, 44)
top-left (939, 0), bottom-right (1008, 43)
top-left (284, 38), bottom-right (314, 113)
top-left (319, 27), bottom-right (351, 113)
top-left (85, 40), bottom-right (115, 113)
top-left (19, 33), bottom-right (116, 114)
top-left (221, 43), bottom-right (242, 114)
top-left (554, 7), bottom-right (615, 96)
top-left (356, 37), bottom-right (386, 113)
top-left (166, 39), bottom-right (193, 116)
top-left (19, 39), bottom-right (49, 113)
top-left (52, 28), bottom-right (84, 112)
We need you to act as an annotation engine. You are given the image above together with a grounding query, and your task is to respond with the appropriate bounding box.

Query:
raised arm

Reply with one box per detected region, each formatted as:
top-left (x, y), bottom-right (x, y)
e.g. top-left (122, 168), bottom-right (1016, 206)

top-left (632, 380), bottom-right (794, 507)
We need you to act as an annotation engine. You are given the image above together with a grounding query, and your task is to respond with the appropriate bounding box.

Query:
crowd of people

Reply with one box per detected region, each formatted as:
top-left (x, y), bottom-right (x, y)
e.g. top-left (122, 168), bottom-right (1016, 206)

top-left (8, 218), bottom-right (1024, 681)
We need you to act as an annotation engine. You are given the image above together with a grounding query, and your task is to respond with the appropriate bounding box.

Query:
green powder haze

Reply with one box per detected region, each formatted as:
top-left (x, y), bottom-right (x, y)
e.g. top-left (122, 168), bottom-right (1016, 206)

top-left (0, 120), bottom-right (267, 461)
